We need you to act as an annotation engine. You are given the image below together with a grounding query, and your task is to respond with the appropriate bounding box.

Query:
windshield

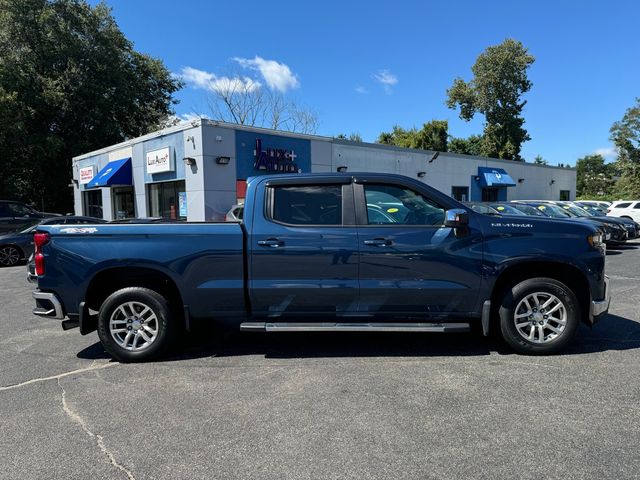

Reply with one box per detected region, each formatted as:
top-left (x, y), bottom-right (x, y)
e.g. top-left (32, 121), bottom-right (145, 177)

top-left (488, 204), bottom-right (526, 216)
top-left (509, 204), bottom-right (546, 216)
top-left (560, 204), bottom-right (591, 217)
top-left (531, 204), bottom-right (572, 218)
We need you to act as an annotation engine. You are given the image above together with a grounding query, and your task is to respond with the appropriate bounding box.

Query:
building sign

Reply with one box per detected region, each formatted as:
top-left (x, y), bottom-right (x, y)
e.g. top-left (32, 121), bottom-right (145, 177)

top-left (235, 130), bottom-right (311, 180)
top-left (146, 147), bottom-right (173, 174)
top-left (79, 166), bottom-right (95, 184)
top-left (253, 139), bottom-right (300, 173)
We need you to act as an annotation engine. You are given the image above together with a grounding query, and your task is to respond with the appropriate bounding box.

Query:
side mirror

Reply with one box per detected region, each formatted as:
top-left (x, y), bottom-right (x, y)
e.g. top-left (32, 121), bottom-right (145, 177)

top-left (444, 208), bottom-right (469, 227)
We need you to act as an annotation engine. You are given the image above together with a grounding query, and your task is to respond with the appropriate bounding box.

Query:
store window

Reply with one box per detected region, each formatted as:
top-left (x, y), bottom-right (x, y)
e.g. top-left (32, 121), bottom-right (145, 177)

top-left (113, 187), bottom-right (135, 219)
top-left (451, 186), bottom-right (469, 202)
top-left (148, 181), bottom-right (186, 220)
top-left (83, 190), bottom-right (103, 218)
top-left (559, 190), bottom-right (570, 201)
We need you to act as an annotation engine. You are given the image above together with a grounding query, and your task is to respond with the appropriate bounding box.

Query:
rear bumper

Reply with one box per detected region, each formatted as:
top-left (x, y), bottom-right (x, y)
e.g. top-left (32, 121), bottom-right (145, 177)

top-left (590, 275), bottom-right (610, 324)
top-left (32, 290), bottom-right (65, 319)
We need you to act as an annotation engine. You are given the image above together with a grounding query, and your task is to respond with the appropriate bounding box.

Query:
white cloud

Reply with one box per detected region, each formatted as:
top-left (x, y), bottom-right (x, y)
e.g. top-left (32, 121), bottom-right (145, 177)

top-left (178, 112), bottom-right (209, 123)
top-left (233, 56), bottom-right (299, 93)
top-left (594, 146), bottom-right (617, 159)
top-left (355, 85), bottom-right (368, 94)
top-left (372, 69), bottom-right (398, 94)
top-left (179, 66), bottom-right (260, 93)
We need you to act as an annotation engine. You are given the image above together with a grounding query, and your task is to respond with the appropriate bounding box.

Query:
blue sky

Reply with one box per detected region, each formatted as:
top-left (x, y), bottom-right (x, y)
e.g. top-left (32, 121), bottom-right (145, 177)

top-left (97, 0), bottom-right (639, 165)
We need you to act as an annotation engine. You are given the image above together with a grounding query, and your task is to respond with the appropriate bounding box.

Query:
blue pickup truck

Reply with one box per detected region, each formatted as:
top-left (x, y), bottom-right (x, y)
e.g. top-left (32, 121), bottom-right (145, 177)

top-left (31, 173), bottom-right (610, 361)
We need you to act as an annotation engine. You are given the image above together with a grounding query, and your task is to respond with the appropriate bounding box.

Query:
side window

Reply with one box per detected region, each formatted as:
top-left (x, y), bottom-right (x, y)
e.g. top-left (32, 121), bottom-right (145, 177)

top-left (616, 202), bottom-right (631, 209)
top-left (633, 203), bottom-right (640, 209)
top-left (363, 184), bottom-right (445, 226)
top-left (271, 185), bottom-right (342, 225)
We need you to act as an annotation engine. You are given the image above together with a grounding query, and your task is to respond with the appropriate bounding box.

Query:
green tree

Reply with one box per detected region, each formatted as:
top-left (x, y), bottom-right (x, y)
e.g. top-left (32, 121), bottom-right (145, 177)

top-left (610, 98), bottom-right (640, 197)
top-left (377, 120), bottom-right (448, 151)
top-left (533, 155), bottom-right (548, 165)
top-left (336, 132), bottom-right (363, 142)
top-left (446, 39), bottom-right (535, 161)
top-left (448, 135), bottom-right (483, 156)
top-left (575, 154), bottom-right (614, 197)
top-left (0, 0), bottom-right (182, 212)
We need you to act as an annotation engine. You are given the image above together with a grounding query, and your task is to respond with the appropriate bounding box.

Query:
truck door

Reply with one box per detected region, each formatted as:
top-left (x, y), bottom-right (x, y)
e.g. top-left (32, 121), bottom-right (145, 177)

top-left (354, 180), bottom-right (483, 318)
top-left (249, 178), bottom-right (359, 318)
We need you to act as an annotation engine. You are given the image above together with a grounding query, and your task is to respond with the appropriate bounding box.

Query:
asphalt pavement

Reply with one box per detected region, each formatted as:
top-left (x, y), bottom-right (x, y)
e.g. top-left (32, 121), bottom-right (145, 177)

top-left (1, 241), bottom-right (639, 480)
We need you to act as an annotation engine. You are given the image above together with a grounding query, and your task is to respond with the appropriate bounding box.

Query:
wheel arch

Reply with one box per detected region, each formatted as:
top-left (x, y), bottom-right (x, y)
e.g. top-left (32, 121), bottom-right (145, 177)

top-left (84, 266), bottom-right (184, 319)
top-left (490, 261), bottom-right (590, 325)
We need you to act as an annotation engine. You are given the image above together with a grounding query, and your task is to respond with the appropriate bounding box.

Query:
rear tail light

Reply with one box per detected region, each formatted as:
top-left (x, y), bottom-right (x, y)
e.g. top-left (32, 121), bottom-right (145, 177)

top-left (606, 209), bottom-right (611, 213)
top-left (33, 232), bottom-right (50, 276)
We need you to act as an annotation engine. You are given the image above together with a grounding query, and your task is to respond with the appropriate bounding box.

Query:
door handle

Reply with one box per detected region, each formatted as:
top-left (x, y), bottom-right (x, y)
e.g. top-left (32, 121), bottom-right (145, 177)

top-left (363, 238), bottom-right (392, 247)
top-left (258, 238), bottom-right (284, 248)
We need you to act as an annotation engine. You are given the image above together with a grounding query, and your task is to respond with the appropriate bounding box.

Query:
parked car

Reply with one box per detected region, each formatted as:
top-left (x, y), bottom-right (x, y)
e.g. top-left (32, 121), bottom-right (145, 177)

top-left (511, 201), bottom-right (625, 245)
top-left (607, 201), bottom-right (640, 223)
top-left (0, 200), bottom-right (61, 234)
top-left (30, 173), bottom-right (610, 362)
top-left (225, 205), bottom-right (244, 222)
top-left (0, 225), bottom-right (37, 267)
top-left (558, 202), bottom-right (638, 239)
top-left (23, 217), bottom-right (107, 276)
top-left (575, 201), bottom-right (608, 215)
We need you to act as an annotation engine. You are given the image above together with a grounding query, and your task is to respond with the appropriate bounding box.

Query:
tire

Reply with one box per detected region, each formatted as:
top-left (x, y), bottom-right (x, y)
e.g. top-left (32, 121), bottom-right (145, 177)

top-left (0, 245), bottom-right (22, 267)
top-left (97, 287), bottom-right (175, 362)
top-left (499, 277), bottom-right (579, 355)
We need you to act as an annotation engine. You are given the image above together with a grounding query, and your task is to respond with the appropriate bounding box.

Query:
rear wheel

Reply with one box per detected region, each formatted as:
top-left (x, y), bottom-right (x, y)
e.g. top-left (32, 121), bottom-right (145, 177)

top-left (97, 287), bottom-right (174, 362)
top-left (499, 277), bottom-right (579, 354)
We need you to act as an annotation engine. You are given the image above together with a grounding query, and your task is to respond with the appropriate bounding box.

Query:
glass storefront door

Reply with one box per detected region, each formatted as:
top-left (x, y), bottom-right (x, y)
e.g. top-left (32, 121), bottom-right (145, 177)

top-left (82, 190), bottom-right (103, 218)
top-left (113, 187), bottom-right (135, 219)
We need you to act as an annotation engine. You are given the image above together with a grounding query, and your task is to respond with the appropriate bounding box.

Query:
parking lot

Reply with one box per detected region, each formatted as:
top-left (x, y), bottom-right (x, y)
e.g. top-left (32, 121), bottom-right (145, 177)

top-left (0, 242), bottom-right (639, 480)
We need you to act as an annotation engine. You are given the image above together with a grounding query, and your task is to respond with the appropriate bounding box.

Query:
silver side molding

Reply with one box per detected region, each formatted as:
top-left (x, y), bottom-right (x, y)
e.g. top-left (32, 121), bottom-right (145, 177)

top-left (240, 322), bottom-right (470, 333)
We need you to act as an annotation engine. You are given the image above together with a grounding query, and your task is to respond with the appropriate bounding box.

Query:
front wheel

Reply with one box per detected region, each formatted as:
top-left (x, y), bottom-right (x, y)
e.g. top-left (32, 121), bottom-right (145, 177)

top-left (97, 287), bottom-right (174, 362)
top-left (499, 277), bottom-right (580, 354)
top-left (0, 245), bottom-right (21, 267)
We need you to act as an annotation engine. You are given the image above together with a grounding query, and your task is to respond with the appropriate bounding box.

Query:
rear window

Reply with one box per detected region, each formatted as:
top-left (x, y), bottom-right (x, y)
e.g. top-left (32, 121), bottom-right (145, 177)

top-left (270, 185), bottom-right (342, 225)
top-left (615, 202), bottom-right (631, 208)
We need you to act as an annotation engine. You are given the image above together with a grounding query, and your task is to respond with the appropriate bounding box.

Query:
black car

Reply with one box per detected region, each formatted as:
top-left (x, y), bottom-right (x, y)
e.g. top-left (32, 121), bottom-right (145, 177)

top-left (511, 201), bottom-right (625, 245)
top-left (0, 200), bottom-right (61, 234)
top-left (0, 216), bottom-right (106, 269)
top-left (23, 216), bottom-right (107, 276)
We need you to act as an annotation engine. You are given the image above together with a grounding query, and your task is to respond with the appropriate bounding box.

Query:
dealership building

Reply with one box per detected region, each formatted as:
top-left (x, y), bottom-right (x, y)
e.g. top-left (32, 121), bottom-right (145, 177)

top-left (71, 119), bottom-right (577, 221)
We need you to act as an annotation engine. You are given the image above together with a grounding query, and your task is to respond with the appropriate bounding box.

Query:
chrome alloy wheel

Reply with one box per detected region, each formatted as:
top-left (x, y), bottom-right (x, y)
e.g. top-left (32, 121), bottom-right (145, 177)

top-left (513, 292), bottom-right (567, 344)
top-left (0, 246), bottom-right (20, 266)
top-left (109, 301), bottom-right (159, 351)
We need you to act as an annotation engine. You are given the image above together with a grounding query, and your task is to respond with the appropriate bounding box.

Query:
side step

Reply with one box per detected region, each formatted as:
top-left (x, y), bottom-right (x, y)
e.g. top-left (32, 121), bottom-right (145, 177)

top-left (240, 322), bottom-right (470, 333)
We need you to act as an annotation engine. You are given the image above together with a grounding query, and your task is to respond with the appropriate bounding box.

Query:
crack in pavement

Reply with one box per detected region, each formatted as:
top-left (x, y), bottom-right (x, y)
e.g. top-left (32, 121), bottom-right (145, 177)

top-left (0, 362), bottom-right (118, 392)
top-left (57, 377), bottom-right (136, 480)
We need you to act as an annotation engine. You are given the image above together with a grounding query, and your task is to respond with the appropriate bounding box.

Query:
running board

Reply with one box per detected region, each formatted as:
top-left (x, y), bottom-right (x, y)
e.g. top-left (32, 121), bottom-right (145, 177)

top-left (240, 322), bottom-right (470, 333)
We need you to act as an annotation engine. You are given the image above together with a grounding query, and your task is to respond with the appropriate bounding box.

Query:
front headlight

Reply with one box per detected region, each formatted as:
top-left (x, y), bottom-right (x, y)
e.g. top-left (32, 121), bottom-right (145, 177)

top-left (587, 232), bottom-right (605, 250)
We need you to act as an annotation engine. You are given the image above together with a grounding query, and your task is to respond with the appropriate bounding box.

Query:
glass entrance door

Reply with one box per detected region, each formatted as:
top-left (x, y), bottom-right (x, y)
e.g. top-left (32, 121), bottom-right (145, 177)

top-left (113, 187), bottom-right (135, 219)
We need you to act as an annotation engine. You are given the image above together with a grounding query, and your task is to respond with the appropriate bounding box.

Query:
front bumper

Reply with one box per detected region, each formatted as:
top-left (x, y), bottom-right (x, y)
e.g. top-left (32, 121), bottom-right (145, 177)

top-left (590, 275), bottom-right (610, 323)
top-left (32, 290), bottom-right (65, 319)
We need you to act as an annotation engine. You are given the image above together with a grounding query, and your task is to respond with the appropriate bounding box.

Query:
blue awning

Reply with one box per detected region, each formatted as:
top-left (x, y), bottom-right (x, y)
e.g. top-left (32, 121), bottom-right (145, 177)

top-left (86, 158), bottom-right (132, 188)
top-left (477, 167), bottom-right (516, 187)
